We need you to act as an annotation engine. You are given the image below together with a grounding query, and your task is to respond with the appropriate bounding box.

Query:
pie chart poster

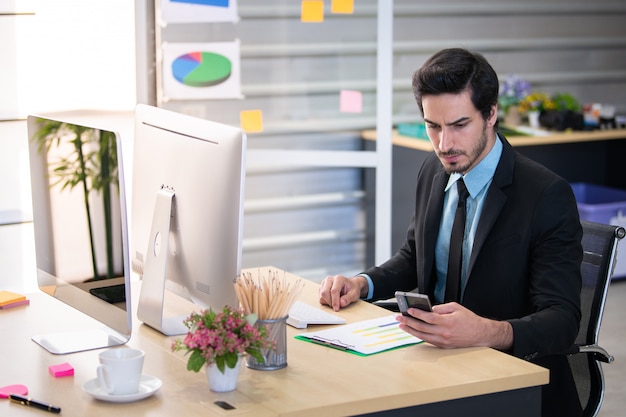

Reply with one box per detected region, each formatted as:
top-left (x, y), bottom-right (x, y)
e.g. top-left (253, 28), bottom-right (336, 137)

top-left (162, 41), bottom-right (242, 101)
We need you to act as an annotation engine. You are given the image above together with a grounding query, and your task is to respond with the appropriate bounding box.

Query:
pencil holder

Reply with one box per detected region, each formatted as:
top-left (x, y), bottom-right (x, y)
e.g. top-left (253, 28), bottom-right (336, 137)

top-left (246, 316), bottom-right (288, 370)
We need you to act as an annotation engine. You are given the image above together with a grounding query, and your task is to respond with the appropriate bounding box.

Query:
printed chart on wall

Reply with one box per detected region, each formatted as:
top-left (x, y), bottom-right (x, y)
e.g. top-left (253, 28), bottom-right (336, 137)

top-left (161, 41), bottom-right (242, 101)
top-left (296, 315), bottom-right (423, 356)
top-left (160, 0), bottom-right (239, 24)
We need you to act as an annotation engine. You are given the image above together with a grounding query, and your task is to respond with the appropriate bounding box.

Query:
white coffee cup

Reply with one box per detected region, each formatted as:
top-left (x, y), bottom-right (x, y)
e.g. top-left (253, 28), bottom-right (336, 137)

top-left (97, 347), bottom-right (145, 395)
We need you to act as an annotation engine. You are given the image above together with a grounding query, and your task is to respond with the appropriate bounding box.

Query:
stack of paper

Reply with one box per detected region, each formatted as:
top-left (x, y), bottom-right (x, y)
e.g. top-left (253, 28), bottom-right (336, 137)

top-left (296, 315), bottom-right (422, 356)
top-left (0, 291), bottom-right (30, 309)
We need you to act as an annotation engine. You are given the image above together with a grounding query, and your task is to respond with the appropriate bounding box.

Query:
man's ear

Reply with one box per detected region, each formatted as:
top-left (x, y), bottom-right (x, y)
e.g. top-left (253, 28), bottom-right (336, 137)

top-left (487, 104), bottom-right (498, 127)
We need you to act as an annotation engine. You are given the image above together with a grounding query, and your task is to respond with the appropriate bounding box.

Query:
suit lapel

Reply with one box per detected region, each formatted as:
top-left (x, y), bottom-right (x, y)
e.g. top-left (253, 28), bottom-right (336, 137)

top-left (418, 170), bottom-right (448, 294)
top-left (467, 136), bottom-right (515, 276)
top-left (468, 184), bottom-right (506, 275)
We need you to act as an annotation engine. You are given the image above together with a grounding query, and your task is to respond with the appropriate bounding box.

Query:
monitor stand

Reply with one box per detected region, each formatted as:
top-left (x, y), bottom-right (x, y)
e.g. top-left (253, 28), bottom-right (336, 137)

top-left (31, 278), bottom-right (132, 354)
top-left (32, 329), bottom-right (127, 355)
top-left (137, 186), bottom-right (187, 336)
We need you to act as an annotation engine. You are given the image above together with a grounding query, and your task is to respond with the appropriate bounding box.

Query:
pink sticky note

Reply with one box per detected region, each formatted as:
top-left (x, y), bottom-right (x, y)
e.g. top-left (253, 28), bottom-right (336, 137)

top-left (0, 299), bottom-right (30, 309)
top-left (340, 90), bottom-right (363, 113)
top-left (0, 384), bottom-right (28, 398)
top-left (49, 363), bottom-right (74, 377)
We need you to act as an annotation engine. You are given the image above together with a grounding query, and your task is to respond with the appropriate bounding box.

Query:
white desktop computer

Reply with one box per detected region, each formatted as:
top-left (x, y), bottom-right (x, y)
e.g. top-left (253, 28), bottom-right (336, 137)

top-left (131, 104), bottom-right (246, 335)
top-left (27, 114), bottom-right (132, 354)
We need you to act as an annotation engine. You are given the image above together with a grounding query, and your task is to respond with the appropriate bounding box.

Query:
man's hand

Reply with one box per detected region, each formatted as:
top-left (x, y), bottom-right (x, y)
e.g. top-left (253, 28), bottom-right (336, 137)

top-left (319, 274), bottom-right (368, 312)
top-left (396, 302), bottom-right (513, 351)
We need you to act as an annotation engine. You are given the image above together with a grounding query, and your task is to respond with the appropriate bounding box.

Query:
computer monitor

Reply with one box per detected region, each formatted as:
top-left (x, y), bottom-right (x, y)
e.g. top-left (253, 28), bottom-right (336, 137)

top-left (27, 114), bottom-right (132, 354)
top-left (131, 104), bottom-right (246, 335)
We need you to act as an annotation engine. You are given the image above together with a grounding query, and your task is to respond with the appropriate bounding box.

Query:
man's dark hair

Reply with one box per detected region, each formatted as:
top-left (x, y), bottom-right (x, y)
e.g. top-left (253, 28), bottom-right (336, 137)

top-left (412, 48), bottom-right (499, 122)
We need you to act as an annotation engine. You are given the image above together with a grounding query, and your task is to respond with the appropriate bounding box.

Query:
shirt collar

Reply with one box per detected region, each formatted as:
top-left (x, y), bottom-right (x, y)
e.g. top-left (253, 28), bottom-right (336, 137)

top-left (445, 135), bottom-right (503, 197)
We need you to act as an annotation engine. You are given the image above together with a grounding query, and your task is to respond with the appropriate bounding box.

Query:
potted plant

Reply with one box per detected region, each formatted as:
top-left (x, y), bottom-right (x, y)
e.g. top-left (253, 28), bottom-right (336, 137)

top-left (498, 75), bottom-right (531, 126)
top-left (171, 306), bottom-right (275, 392)
top-left (517, 91), bottom-right (584, 131)
top-left (518, 92), bottom-right (556, 128)
top-left (540, 92), bottom-right (584, 131)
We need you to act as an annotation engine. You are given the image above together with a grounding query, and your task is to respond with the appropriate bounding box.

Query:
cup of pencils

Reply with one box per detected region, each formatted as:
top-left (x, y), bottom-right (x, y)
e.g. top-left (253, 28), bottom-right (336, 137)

top-left (234, 269), bottom-right (304, 370)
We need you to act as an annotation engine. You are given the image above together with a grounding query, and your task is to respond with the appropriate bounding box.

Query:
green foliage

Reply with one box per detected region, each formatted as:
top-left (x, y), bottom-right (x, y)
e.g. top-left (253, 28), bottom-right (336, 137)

top-left (187, 350), bottom-right (206, 373)
top-left (172, 306), bottom-right (275, 375)
top-left (30, 118), bottom-right (120, 280)
top-left (552, 92), bottom-right (581, 112)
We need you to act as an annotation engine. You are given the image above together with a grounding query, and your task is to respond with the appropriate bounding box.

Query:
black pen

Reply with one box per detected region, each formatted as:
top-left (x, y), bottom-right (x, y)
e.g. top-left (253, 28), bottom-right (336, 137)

top-left (9, 394), bottom-right (61, 414)
top-left (310, 335), bottom-right (351, 350)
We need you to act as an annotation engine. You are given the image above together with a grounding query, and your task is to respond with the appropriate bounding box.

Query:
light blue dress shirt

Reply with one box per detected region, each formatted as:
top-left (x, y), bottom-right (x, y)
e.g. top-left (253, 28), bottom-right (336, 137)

top-left (433, 137), bottom-right (503, 303)
top-left (358, 136), bottom-right (503, 303)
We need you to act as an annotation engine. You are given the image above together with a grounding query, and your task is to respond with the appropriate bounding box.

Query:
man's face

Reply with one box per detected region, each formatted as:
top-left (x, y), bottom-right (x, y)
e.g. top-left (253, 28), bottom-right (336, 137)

top-left (422, 90), bottom-right (497, 175)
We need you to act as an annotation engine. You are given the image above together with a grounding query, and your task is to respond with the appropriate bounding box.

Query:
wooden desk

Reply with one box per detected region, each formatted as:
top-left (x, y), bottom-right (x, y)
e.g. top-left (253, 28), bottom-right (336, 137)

top-left (362, 127), bottom-right (626, 152)
top-left (0, 267), bottom-right (547, 417)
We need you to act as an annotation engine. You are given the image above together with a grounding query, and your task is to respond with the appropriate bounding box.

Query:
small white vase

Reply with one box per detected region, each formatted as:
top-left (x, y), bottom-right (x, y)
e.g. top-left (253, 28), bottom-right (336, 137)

top-left (528, 110), bottom-right (541, 128)
top-left (206, 357), bottom-right (242, 392)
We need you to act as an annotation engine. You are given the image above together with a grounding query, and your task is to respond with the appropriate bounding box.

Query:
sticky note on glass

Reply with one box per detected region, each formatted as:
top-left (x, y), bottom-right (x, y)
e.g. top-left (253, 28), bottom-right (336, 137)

top-left (240, 110), bottom-right (264, 133)
top-left (340, 90), bottom-right (363, 113)
top-left (301, 1), bottom-right (324, 22)
top-left (332, 0), bottom-right (354, 14)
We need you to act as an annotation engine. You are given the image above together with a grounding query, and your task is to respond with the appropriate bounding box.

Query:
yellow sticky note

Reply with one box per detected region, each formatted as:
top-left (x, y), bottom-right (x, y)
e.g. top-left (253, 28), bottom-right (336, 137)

top-left (301, 1), bottom-right (324, 23)
top-left (332, 0), bottom-right (354, 14)
top-left (240, 110), bottom-right (264, 133)
top-left (0, 290), bottom-right (26, 307)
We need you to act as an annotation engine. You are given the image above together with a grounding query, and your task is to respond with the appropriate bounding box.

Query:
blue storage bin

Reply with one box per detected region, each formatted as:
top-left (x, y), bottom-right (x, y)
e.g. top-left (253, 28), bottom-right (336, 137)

top-left (571, 183), bottom-right (626, 279)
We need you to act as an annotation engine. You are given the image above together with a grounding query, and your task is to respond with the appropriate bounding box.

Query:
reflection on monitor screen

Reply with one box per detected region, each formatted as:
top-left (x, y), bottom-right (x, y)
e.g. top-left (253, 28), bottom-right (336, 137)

top-left (131, 104), bottom-right (246, 336)
top-left (27, 114), bottom-right (132, 354)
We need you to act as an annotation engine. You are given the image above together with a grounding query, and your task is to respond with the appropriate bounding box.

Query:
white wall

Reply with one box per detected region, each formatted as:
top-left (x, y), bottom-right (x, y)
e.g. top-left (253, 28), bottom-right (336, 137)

top-left (3, 0), bottom-right (136, 118)
top-left (0, 1), bottom-right (136, 290)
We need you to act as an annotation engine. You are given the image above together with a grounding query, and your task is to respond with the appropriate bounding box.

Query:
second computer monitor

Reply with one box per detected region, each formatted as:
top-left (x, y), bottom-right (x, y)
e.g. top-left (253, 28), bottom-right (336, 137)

top-left (131, 104), bottom-right (246, 335)
top-left (28, 114), bottom-right (132, 353)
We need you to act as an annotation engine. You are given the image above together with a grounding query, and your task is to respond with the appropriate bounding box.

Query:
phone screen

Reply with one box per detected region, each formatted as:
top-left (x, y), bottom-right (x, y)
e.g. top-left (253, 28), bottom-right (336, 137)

top-left (395, 291), bottom-right (432, 316)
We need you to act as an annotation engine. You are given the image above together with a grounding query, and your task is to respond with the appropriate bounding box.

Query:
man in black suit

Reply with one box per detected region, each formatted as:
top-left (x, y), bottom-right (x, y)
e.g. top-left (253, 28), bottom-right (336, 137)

top-left (319, 48), bottom-right (582, 417)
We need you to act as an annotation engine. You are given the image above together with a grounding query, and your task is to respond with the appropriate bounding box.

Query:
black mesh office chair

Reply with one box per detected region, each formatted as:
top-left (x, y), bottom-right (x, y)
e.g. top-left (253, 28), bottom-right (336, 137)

top-left (568, 220), bottom-right (625, 417)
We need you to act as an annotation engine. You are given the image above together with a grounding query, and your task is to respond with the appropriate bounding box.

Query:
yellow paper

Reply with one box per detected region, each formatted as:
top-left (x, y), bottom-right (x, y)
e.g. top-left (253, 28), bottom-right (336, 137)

top-left (0, 290), bottom-right (26, 307)
top-left (240, 110), bottom-right (264, 133)
top-left (301, 1), bottom-right (324, 22)
top-left (332, 0), bottom-right (354, 14)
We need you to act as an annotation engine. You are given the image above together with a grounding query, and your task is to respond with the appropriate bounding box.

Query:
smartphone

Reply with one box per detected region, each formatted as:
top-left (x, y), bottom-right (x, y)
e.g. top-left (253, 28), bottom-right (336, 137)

top-left (395, 291), bottom-right (432, 316)
top-left (89, 284), bottom-right (126, 304)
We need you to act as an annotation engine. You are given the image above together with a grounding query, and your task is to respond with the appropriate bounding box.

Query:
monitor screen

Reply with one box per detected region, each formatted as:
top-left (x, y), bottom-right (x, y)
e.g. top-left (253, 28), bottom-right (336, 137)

top-left (27, 114), bottom-right (132, 354)
top-left (131, 104), bottom-right (245, 335)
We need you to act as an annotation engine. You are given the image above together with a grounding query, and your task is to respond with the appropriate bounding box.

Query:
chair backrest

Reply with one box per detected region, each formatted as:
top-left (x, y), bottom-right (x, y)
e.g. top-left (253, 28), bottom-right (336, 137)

top-left (578, 220), bottom-right (624, 346)
top-left (569, 220), bottom-right (625, 417)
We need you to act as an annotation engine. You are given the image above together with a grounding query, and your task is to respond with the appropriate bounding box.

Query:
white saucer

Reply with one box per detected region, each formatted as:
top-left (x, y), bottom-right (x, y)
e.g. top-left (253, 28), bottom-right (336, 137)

top-left (82, 375), bottom-right (162, 403)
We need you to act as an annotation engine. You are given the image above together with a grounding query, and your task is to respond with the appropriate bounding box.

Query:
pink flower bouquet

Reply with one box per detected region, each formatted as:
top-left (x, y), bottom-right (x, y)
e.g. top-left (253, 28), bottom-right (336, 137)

top-left (172, 306), bottom-right (274, 374)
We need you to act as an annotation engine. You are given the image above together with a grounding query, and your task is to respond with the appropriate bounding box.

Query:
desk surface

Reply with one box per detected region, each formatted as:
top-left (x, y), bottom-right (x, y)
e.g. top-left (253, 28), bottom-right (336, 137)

top-left (362, 127), bottom-right (626, 152)
top-left (0, 267), bottom-right (548, 417)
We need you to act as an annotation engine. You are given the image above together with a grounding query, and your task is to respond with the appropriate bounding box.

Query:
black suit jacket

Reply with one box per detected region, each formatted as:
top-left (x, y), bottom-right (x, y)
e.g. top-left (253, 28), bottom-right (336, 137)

top-left (365, 136), bottom-right (582, 416)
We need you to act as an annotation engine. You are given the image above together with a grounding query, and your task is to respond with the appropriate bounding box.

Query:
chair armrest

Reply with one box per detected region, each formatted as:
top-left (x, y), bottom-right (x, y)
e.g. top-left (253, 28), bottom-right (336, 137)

top-left (579, 344), bottom-right (614, 364)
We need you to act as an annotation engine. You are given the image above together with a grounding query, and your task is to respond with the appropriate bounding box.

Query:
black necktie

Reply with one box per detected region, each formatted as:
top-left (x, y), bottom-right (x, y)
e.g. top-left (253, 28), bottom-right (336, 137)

top-left (445, 179), bottom-right (469, 303)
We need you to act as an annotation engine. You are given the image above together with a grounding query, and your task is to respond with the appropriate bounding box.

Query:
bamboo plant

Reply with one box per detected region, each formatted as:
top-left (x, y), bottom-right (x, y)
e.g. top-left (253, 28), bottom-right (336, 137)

top-left (31, 119), bottom-right (119, 281)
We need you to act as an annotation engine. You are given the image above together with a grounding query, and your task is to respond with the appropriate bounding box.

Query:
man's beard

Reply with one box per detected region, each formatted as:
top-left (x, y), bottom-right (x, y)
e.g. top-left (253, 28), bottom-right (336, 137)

top-left (438, 122), bottom-right (488, 174)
